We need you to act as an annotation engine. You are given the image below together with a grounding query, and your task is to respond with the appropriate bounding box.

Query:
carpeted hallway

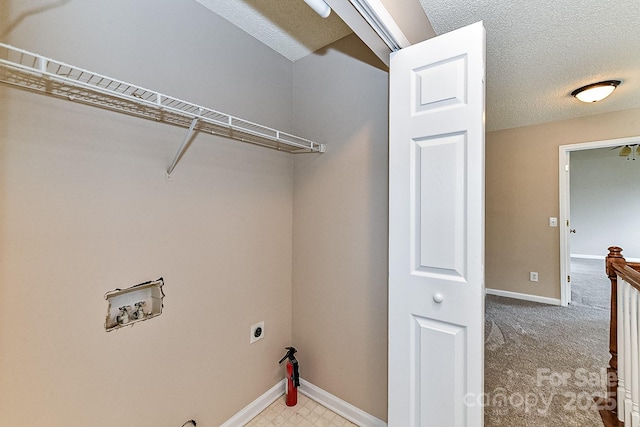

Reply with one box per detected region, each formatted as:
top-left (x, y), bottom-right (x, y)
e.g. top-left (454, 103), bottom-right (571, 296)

top-left (484, 258), bottom-right (611, 426)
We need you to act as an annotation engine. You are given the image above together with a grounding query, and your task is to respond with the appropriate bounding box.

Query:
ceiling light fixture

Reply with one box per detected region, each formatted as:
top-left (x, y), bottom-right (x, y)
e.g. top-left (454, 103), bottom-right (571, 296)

top-left (616, 144), bottom-right (640, 161)
top-left (302, 0), bottom-right (331, 18)
top-left (619, 145), bottom-right (632, 157)
top-left (571, 80), bottom-right (621, 103)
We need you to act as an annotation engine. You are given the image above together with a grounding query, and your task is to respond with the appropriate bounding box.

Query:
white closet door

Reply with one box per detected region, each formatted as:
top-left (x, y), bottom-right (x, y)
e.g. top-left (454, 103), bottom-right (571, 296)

top-left (388, 21), bottom-right (486, 427)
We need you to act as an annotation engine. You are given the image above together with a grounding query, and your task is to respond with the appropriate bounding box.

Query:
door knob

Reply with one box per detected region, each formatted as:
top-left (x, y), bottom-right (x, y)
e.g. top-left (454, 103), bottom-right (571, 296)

top-left (433, 293), bottom-right (444, 303)
top-left (570, 229), bottom-right (576, 233)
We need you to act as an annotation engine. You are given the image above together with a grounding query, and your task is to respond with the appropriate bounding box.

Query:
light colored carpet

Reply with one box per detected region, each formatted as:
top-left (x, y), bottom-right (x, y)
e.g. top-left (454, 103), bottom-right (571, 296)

top-left (484, 258), bottom-right (611, 426)
top-left (571, 258), bottom-right (610, 310)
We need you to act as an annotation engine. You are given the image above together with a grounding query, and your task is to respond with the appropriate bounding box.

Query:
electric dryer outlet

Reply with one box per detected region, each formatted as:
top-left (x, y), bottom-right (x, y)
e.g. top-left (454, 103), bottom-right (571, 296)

top-left (250, 321), bottom-right (264, 344)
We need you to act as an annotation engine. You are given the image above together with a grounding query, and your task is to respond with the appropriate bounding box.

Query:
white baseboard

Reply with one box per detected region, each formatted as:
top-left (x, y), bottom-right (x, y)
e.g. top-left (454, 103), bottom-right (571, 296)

top-left (299, 379), bottom-right (387, 427)
top-left (220, 380), bottom-right (284, 427)
top-left (485, 288), bottom-right (561, 306)
top-left (571, 254), bottom-right (640, 262)
top-left (219, 378), bottom-right (387, 427)
top-left (571, 253), bottom-right (605, 260)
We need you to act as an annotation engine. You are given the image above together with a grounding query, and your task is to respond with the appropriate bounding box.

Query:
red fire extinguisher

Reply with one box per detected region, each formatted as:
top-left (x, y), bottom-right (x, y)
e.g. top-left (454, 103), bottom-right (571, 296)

top-left (278, 347), bottom-right (300, 406)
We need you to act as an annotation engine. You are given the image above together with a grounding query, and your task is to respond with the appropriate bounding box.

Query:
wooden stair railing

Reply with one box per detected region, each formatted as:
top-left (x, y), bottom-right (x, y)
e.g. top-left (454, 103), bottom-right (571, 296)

top-left (601, 247), bottom-right (640, 427)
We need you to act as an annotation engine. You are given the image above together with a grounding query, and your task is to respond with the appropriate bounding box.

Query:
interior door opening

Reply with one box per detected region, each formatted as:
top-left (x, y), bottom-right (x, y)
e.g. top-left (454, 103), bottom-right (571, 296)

top-left (559, 135), bottom-right (640, 306)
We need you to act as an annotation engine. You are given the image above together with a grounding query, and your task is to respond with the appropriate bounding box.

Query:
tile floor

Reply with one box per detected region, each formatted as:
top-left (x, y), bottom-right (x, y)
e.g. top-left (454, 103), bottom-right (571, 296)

top-left (245, 393), bottom-right (358, 427)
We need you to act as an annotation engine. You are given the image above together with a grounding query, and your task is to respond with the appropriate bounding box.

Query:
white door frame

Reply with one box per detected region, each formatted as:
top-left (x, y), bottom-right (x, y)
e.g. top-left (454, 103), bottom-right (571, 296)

top-left (558, 135), bottom-right (640, 306)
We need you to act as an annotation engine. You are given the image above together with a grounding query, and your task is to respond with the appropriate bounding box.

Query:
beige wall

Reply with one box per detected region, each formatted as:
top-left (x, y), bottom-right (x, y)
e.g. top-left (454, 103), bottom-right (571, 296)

top-left (292, 35), bottom-right (389, 421)
top-left (0, 1), bottom-right (294, 426)
top-left (486, 107), bottom-right (640, 300)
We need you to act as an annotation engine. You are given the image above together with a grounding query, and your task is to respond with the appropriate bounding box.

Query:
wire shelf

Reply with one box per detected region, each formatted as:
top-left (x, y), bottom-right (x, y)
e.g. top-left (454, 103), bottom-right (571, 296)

top-left (0, 43), bottom-right (326, 164)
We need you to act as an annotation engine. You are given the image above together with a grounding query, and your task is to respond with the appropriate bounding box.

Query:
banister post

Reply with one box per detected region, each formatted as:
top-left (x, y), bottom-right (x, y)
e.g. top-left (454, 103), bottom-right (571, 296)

top-left (607, 246), bottom-right (625, 279)
top-left (605, 246), bottom-right (626, 416)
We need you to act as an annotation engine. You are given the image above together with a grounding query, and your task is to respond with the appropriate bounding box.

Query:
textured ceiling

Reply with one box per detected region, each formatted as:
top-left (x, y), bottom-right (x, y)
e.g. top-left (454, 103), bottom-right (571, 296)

top-left (197, 0), bottom-right (640, 132)
top-left (419, 0), bottom-right (640, 131)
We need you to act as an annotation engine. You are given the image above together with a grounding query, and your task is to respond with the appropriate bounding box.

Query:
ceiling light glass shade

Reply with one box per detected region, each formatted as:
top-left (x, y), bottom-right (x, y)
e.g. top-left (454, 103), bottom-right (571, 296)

top-left (620, 145), bottom-right (632, 157)
top-left (302, 0), bottom-right (331, 18)
top-left (571, 80), bottom-right (621, 103)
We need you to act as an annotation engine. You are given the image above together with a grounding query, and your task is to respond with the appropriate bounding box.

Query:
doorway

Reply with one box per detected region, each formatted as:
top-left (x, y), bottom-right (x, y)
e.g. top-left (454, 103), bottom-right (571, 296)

top-left (559, 135), bottom-right (640, 306)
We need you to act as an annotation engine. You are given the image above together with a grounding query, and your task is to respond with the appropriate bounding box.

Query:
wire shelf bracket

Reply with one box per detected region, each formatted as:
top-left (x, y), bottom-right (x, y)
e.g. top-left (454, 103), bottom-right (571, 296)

top-left (167, 115), bottom-right (200, 176)
top-left (0, 43), bottom-right (326, 175)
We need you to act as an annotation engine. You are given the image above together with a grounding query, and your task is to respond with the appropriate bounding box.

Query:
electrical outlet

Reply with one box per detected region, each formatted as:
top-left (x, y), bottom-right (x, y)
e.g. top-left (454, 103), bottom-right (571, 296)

top-left (530, 272), bottom-right (539, 282)
top-left (250, 321), bottom-right (264, 344)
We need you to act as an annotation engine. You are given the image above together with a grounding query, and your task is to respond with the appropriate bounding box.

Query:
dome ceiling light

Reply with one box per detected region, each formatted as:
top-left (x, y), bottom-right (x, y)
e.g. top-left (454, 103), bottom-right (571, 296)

top-left (571, 80), bottom-right (621, 103)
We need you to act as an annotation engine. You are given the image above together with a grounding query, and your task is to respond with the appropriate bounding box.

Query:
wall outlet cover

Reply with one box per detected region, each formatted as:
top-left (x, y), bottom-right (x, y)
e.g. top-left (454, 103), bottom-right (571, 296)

top-left (250, 321), bottom-right (264, 344)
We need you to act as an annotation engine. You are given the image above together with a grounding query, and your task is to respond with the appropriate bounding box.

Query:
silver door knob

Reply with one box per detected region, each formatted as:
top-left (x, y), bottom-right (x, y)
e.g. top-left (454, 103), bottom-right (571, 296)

top-left (433, 293), bottom-right (444, 303)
